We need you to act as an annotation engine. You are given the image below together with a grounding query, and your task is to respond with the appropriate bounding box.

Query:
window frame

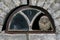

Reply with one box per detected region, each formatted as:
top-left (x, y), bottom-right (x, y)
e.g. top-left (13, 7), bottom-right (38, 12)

top-left (4, 5), bottom-right (56, 34)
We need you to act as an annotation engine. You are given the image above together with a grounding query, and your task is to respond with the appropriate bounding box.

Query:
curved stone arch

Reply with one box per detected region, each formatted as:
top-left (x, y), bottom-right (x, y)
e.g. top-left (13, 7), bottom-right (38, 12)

top-left (2, 5), bottom-right (56, 33)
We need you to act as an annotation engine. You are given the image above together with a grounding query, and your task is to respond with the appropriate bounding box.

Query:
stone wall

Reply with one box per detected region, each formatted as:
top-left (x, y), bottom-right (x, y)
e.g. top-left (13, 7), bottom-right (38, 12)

top-left (0, 0), bottom-right (60, 40)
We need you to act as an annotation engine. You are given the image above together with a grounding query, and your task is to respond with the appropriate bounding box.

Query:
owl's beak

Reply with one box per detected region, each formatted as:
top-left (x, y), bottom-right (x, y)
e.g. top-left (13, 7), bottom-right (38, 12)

top-left (44, 22), bottom-right (46, 24)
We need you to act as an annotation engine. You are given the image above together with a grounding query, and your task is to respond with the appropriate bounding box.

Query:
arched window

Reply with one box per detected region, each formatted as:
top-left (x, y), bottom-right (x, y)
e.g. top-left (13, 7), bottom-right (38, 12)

top-left (3, 5), bottom-right (55, 33)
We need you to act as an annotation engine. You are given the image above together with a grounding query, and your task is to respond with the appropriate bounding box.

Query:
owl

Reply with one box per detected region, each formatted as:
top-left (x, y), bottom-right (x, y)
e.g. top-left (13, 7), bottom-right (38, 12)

top-left (39, 16), bottom-right (53, 31)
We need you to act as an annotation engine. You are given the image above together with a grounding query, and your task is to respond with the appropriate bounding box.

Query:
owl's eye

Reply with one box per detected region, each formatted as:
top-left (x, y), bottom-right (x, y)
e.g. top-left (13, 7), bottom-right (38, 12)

top-left (40, 18), bottom-right (44, 22)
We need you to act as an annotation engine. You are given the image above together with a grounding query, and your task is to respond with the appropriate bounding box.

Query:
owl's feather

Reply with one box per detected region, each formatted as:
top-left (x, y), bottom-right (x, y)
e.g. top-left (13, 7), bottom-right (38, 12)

top-left (39, 21), bottom-right (52, 31)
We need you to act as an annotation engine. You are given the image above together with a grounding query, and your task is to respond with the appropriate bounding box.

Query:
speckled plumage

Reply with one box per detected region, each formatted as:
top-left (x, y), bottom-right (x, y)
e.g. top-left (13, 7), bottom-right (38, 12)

top-left (39, 16), bottom-right (53, 31)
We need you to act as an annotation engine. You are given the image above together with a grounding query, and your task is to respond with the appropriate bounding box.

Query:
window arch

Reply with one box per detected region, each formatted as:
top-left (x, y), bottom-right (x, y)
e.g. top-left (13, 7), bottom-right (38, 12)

top-left (2, 5), bottom-right (56, 34)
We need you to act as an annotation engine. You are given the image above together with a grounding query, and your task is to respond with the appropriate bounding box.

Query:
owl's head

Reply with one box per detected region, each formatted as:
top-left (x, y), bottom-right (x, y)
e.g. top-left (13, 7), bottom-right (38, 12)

top-left (39, 16), bottom-right (49, 24)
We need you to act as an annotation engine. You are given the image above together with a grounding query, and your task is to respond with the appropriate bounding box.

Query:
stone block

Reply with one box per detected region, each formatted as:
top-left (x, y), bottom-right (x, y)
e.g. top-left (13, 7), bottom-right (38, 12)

top-left (13, 0), bottom-right (21, 6)
top-left (20, 0), bottom-right (27, 5)
top-left (43, 0), bottom-right (55, 9)
top-left (37, 0), bottom-right (45, 7)
top-left (29, 34), bottom-right (56, 40)
top-left (29, 0), bottom-right (37, 6)
top-left (56, 33), bottom-right (60, 40)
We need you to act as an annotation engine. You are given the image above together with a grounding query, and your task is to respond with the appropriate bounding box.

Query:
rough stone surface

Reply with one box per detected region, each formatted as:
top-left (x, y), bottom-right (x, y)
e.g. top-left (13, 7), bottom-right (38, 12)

top-left (13, 0), bottom-right (21, 6)
top-left (0, 2), bottom-right (10, 13)
top-left (48, 3), bottom-right (60, 12)
top-left (20, 0), bottom-right (27, 5)
top-left (0, 0), bottom-right (60, 40)
top-left (55, 0), bottom-right (60, 3)
top-left (37, 0), bottom-right (45, 7)
top-left (29, 0), bottom-right (37, 6)
top-left (43, 0), bottom-right (55, 9)
top-left (56, 34), bottom-right (60, 40)
top-left (1, 0), bottom-right (16, 10)
top-left (0, 34), bottom-right (27, 40)
top-left (29, 34), bottom-right (56, 40)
